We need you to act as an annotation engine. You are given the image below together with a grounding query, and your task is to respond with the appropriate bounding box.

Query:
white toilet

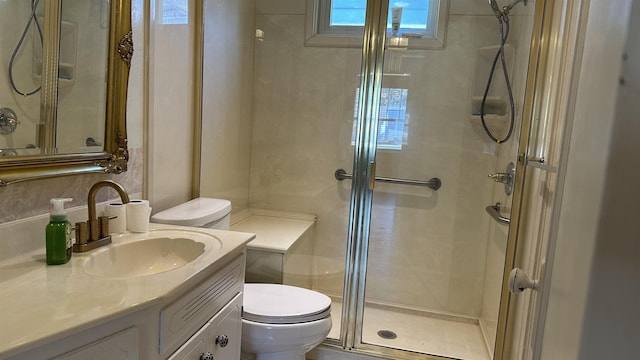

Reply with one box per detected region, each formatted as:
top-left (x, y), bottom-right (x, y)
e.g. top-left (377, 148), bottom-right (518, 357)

top-left (152, 198), bottom-right (332, 360)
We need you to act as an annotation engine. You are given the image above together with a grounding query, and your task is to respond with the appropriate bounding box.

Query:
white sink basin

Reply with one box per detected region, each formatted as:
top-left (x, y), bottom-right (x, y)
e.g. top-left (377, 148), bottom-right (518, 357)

top-left (83, 234), bottom-right (212, 277)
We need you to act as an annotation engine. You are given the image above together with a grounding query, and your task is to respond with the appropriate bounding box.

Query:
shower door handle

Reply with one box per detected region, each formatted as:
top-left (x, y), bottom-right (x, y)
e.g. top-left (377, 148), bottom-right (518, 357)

top-left (368, 161), bottom-right (376, 190)
top-left (508, 267), bottom-right (538, 293)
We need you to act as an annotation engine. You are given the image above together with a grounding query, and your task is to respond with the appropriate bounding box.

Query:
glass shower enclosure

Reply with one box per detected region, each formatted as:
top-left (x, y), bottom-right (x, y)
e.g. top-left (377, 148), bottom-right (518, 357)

top-left (199, 0), bottom-right (540, 358)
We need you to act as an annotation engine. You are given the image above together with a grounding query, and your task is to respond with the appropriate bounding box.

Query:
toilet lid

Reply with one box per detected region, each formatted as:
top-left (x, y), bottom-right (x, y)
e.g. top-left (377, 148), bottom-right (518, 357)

top-left (243, 284), bottom-right (331, 324)
top-left (150, 198), bottom-right (231, 227)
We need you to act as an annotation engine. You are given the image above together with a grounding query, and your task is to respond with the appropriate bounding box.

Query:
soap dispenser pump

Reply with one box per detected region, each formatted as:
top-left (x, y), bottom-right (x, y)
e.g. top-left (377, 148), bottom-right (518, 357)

top-left (46, 198), bottom-right (73, 265)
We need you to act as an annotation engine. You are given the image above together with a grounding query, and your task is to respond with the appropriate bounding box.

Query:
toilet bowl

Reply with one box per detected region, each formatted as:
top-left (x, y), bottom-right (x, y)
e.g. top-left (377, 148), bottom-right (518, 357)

top-left (242, 283), bottom-right (331, 360)
top-left (152, 198), bottom-right (332, 360)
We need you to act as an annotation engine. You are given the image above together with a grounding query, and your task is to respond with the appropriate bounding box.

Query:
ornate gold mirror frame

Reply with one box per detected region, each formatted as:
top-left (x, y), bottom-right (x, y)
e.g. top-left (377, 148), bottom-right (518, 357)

top-left (0, 0), bottom-right (132, 186)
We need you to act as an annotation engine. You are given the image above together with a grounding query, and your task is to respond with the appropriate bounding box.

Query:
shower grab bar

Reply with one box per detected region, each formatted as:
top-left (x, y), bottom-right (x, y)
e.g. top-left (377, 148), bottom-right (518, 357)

top-left (486, 202), bottom-right (511, 225)
top-left (334, 168), bottom-right (442, 191)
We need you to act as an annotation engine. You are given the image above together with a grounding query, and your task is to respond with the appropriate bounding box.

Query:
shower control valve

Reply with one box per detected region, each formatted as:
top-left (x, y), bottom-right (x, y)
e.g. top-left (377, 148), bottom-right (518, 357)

top-left (0, 108), bottom-right (18, 135)
top-left (488, 162), bottom-right (515, 195)
top-left (488, 172), bottom-right (512, 184)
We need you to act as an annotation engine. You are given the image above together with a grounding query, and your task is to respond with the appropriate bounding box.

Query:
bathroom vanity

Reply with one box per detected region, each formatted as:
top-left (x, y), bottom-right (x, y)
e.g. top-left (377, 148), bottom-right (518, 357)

top-left (0, 224), bottom-right (254, 360)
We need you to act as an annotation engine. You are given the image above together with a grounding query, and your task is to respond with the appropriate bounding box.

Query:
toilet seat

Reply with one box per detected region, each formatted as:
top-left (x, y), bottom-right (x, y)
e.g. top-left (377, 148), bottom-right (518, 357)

top-left (243, 284), bottom-right (331, 324)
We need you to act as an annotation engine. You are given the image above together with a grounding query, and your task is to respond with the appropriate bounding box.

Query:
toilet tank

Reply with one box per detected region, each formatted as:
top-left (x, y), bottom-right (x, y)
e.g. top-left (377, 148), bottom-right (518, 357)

top-left (150, 198), bottom-right (232, 230)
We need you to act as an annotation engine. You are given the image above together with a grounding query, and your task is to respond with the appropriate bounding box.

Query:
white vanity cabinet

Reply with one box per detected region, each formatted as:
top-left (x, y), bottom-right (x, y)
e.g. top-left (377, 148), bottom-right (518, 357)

top-left (4, 250), bottom-right (247, 360)
top-left (159, 254), bottom-right (245, 359)
top-left (168, 295), bottom-right (242, 360)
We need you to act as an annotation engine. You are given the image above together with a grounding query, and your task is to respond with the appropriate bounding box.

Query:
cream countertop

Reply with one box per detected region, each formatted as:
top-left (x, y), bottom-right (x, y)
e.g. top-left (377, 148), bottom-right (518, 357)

top-left (0, 224), bottom-right (254, 358)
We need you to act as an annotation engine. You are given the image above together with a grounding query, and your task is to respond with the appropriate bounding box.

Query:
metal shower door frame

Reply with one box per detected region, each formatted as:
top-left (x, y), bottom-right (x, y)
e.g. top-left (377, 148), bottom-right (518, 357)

top-left (340, 0), bottom-right (388, 352)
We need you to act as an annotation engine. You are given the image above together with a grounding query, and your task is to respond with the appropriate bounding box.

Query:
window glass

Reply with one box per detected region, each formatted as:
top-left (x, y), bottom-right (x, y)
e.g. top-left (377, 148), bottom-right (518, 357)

top-left (330, 0), bottom-right (431, 33)
top-left (305, 0), bottom-right (447, 49)
top-left (352, 87), bottom-right (409, 150)
top-left (161, 0), bottom-right (188, 25)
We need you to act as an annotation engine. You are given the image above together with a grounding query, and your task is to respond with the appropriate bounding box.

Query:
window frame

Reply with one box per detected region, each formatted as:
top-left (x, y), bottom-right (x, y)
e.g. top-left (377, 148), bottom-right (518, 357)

top-left (304, 0), bottom-right (449, 49)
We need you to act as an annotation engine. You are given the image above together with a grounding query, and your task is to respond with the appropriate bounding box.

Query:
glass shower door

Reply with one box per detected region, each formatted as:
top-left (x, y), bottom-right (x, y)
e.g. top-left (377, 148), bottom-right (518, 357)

top-left (354, 0), bottom-right (538, 359)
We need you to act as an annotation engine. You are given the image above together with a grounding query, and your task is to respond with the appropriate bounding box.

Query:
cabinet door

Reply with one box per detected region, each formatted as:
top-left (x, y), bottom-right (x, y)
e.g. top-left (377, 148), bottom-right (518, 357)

top-left (208, 296), bottom-right (242, 360)
top-left (52, 327), bottom-right (138, 360)
top-left (167, 321), bottom-right (211, 360)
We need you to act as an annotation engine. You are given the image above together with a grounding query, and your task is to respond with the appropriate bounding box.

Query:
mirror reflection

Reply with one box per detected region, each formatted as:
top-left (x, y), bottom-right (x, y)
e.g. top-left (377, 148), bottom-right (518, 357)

top-left (0, 0), bottom-right (110, 155)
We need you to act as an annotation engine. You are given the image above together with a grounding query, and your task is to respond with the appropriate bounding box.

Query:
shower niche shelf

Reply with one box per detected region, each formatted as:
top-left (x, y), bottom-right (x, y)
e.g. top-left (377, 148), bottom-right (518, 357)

top-left (32, 19), bottom-right (77, 88)
top-left (469, 96), bottom-right (509, 133)
top-left (469, 44), bottom-right (515, 134)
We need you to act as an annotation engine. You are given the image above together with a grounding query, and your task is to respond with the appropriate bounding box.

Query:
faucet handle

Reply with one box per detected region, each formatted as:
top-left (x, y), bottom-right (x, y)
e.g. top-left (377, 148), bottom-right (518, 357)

top-left (74, 222), bottom-right (89, 245)
top-left (98, 215), bottom-right (117, 238)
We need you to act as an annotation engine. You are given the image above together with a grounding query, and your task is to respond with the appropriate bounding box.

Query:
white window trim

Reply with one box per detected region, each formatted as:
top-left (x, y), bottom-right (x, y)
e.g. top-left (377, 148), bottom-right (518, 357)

top-left (304, 0), bottom-right (449, 49)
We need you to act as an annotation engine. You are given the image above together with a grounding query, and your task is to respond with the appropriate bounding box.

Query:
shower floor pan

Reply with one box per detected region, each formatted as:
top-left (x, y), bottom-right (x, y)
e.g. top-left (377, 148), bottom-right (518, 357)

top-left (327, 301), bottom-right (490, 360)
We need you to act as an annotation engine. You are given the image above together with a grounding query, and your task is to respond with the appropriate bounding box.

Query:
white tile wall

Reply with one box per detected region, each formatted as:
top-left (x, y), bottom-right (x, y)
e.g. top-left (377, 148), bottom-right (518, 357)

top-left (148, 0), bottom-right (195, 212)
top-left (199, 0), bottom-right (256, 212)
top-left (0, 1), bottom-right (41, 149)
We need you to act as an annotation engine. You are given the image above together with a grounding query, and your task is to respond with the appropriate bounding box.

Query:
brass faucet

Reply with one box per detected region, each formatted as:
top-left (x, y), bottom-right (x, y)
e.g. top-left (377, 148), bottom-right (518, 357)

top-left (73, 180), bottom-right (130, 252)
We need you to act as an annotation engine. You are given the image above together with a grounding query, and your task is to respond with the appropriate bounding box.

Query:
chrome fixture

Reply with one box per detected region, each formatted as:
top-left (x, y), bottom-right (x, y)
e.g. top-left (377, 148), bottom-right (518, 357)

top-left (334, 168), bottom-right (441, 191)
top-left (0, 108), bottom-right (18, 135)
top-left (526, 156), bottom-right (545, 164)
top-left (0, 149), bottom-right (18, 157)
top-left (501, 0), bottom-right (528, 15)
top-left (508, 267), bottom-right (538, 293)
top-left (73, 180), bottom-right (130, 252)
top-left (488, 0), bottom-right (528, 18)
top-left (199, 353), bottom-right (214, 360)
top-left (488, 162), bottom-right (515, 195)
top-left (486, 202), bottom-right (510, 225)
top-left (481, 0), bottom-right (527, 144)
top-left (488, 0), bottom-right (502, 18)
top-left (215, 335), bottom-right (229, 347)
top-left (519, 154), bottom-right (558, 172)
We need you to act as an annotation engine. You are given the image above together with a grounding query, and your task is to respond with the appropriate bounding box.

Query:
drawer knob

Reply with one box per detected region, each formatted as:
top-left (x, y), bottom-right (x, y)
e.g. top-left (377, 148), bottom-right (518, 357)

top-left (216, 334), bottom-right (229, 348)
top-left (200, 352), bottom-right (214, 360)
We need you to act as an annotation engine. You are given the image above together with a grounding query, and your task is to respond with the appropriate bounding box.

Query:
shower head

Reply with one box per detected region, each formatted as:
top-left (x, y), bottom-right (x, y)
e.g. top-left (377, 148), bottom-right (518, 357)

top-left (488, 0), bottom-right (503, 18)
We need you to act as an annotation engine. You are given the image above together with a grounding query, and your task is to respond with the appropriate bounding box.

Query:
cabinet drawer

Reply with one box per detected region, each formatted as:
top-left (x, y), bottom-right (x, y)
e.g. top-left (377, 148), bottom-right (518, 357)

top-left (167, 295), bottom-right (242, 360)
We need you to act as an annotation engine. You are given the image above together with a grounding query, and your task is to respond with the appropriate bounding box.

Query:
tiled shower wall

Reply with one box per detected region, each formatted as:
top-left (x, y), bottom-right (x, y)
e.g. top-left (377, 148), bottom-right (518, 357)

top-left (246, 0), bottom-right (532, 317)
top-left (0, 1), bottom-right (40, 149)
top-left (0, 0), bottom-right (112, 152)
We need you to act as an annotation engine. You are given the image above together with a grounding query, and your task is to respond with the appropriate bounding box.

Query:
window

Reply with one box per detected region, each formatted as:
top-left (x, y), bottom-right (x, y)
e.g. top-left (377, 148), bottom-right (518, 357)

top-left (352, 87), bottom-right (410, 150)
top-left (160, 0), bottom-right (188, 25)
top-left (305, 0), bottom-right (448, 49)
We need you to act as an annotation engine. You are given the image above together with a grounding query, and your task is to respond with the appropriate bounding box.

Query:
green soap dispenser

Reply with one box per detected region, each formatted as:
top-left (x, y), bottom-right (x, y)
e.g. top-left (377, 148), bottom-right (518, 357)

top-left (46, 198), bottom-right (73, 265)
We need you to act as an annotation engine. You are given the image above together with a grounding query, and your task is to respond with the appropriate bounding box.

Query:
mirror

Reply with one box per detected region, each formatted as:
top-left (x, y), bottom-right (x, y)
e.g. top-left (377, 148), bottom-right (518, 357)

top-left (0, 0), bottom-right (131, 185)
